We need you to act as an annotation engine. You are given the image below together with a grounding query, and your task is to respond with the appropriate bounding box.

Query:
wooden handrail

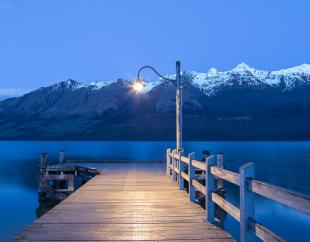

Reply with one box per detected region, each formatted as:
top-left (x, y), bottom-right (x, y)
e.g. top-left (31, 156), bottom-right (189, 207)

top-left (192, 179), bottom-right (206, 195)
top-left (210, 165), bottom-right (310, 215)
top-left (251, 180), bottom-right (310, 215)
top-left (181, 172), bottom-right (189, 182)
top-left (211, 193), bottom-right (284, 242)
top-left (166, 148), bottom-right (309, 242)
top-left (173, 166), bottom-right (180, 174)
top-left (191, 159), bottom-right (205, 170)
top-left (169, 150), bottom-right (310, 215)
top-left (211, 193), bottom-right (240, 222)
top-left (171, 153), bottom-right (181, 160)
top-left (169, 153), bottom-right (191, 165)
top-left (180, 156), bottom-right (190, 164)
top-left (211, 166), bottom-right (240, 186)
top-left (251, 219), bottom-right (285, 242)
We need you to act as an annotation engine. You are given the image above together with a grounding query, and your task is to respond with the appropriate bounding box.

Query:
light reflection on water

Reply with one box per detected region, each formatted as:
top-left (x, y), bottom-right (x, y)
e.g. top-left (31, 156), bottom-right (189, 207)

top-left (0, 141), bottom-right (309, 242)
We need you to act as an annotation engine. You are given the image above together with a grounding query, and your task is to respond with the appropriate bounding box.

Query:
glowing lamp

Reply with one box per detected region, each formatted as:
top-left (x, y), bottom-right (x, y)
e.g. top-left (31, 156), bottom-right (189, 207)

top-left (132, 78), bottom-right (146, 92)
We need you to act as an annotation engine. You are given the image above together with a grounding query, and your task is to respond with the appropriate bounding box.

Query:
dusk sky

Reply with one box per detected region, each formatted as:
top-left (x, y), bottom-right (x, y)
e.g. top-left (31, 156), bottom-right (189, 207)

top-left (0, 0), bottom-right (309, 97)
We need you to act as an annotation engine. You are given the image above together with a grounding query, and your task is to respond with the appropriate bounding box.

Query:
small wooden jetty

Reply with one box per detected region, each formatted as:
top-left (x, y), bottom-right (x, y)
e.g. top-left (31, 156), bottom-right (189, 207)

top-left (12, 148), bottom-right (310, 242)
top-left (38, 152), bottom-right (99, 201)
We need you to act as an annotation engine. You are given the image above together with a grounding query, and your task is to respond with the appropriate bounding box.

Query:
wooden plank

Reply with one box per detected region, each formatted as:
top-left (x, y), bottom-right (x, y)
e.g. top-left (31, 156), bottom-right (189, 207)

top-left (211, 166), bottom-right (240, 186)
top-left (181, 171), bottom-right (189, 182)
top-left (180, 156), bottom-right (190, 164)
top-left (192, 159), bottom-right (205, 171)
top-left (192, 179), bottom-right (206, 195)
top-left (252, 220), bottom-right (285, 242)
top-left (173, 166), bottom-right (180, 174)
top-left (211, 193), bottom-right (240, 222)
top-left (251, 180), bottom-right (310, 215)
top-left (172, 152), bottom-right (181, 160)
top-left (42, 174), bottom-right (74, 181)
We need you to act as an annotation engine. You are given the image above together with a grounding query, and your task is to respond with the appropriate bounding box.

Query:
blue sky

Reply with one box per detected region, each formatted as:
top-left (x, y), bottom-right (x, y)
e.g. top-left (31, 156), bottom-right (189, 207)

top-left (0, 0), bottom-right (309, 98)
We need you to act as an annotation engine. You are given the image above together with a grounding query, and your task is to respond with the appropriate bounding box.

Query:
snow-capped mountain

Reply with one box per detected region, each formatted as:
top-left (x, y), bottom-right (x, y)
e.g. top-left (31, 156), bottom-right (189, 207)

top-left (34, 63), bottom-right (310, 97)
top-left (0, 63), bottom-right (309, 140)
top-left (187, 63), bottom-right (310, 95)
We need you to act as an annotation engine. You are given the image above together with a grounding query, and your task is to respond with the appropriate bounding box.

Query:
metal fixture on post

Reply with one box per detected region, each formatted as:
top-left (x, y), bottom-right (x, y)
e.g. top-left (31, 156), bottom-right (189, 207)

top-left (133, 61), bottom-right (183, 154)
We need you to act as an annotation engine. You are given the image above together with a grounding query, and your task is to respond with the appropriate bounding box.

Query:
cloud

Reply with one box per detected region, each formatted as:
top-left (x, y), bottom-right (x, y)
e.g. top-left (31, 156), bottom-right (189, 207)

top-left (0, 88), bottom-right (32, 100)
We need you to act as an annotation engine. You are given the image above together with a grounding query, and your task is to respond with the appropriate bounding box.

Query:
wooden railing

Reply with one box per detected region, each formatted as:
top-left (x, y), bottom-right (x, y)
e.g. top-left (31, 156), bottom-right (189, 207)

top-left (166, 148), bottom-right (310, 242)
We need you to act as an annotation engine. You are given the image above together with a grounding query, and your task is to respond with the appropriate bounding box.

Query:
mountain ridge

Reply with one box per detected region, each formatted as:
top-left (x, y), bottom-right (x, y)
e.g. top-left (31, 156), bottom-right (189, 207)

top-left (0, 63), bottom-right (309, 140)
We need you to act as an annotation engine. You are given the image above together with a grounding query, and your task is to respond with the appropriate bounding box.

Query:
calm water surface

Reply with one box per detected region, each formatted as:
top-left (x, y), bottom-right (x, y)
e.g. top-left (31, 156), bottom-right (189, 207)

top-left (0, 141), bottom-right (309, 241)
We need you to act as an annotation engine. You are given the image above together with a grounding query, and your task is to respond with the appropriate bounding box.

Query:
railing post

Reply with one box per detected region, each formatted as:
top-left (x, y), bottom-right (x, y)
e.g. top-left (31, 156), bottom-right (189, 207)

top-left (178, 150), bottom-right (185, 190)
top-left (59, 149), bottom-right (65, 163)
top-left (172, 149), bottom-right (177, 181)
top-left (240, 162), bottom-right (255, 242)
top-left (166, 148), bottom-right (171, 175)
top-left (188, 152), bottom-right (196, 202)
top-left (216, 153), bottom-right (224, 190)
top-left (205, 156), bottom-right (216, 223)
top-left (40, 152), bottom-right (48, 174)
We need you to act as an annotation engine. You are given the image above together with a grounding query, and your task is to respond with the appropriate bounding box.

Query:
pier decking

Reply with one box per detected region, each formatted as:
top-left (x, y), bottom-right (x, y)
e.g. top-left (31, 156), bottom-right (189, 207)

top-left (13, 162), bottom-right (234, 241)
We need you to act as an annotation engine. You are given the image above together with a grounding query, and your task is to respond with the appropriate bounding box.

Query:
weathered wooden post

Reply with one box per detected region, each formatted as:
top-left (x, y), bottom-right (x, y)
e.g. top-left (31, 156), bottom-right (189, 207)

top-left (59, 149), bottom-right (65, 163)
top-left (188, 152), bottom-right (196, 202)
top-left (68, 175), bottom-right (74, 192)
top-left (38, 152), bottom-right (48, 199)
top-left (205, 156), bottom-right (216, 223)
top-left (40, 152), bottom-right (48, 174)
top-left (216, 153), bottom-right (224, 190)
top-left (178, 150), bottom-right (185, 190)
top-left (166, 148), bottom-right (171, 175)
top-left (172, 149), bottom-right (177, 181)
top-left (240, 162), bottom-right (255, 242)
top-left (40, 152), bottom-right (48, 166)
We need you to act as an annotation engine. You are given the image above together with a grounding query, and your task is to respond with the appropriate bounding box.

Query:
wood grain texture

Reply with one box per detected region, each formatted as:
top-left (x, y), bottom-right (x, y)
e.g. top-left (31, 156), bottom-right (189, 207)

top-left (12, 162), bottom-right (234, 242)
top-left (211, 193), bottom-right (240, 222)
top-left (251, 180), bottom-right (310, 215)
top-left (210, 167), bottom-right (240, 186)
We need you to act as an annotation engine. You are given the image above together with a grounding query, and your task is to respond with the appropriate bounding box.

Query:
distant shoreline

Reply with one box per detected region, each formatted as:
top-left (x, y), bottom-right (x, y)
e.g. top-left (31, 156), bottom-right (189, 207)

top-left (0, 138), bottom-right (309, 142)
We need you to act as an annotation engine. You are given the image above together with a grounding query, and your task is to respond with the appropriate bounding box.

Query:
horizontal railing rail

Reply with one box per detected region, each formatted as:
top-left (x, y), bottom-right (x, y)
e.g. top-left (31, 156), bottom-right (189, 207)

top-left (166, 148), bottom-right (310, 242)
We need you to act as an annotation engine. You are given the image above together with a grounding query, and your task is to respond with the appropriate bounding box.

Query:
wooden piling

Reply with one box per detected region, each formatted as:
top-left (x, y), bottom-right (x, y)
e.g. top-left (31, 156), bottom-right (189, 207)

top-left (59, 150), bottom-right (65, 163)
top-left (206, 156), bottom-right (216, 223)
top-left (166, 148), bottom-right (171, 175)
top-left (178, 150), bottom-right (185, 190)
top-left (240, 162), bottom-right (255, 242)
top-left (172, 149), bottom-right (177, 181)
top-left (188, 152), bottom-right (196, 202)
top-left (216, 153), bottom-right (224, 190)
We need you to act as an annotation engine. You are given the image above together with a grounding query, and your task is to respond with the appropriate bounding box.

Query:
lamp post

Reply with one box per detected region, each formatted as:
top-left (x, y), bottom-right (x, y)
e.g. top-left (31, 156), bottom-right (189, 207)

top-left (133, 61), bottom-right (183, 154)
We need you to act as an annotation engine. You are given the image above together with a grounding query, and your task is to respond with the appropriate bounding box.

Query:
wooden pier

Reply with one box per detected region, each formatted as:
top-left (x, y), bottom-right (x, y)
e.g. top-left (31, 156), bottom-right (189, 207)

top-left (12, 162), bottom-right (234, 241)
top-left (12, 147), bottom-right (310, 242)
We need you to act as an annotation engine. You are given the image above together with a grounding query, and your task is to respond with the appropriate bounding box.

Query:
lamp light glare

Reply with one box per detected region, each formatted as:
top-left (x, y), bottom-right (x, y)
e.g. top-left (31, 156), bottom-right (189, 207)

top-left (132, 79), bottom-right (145, 92)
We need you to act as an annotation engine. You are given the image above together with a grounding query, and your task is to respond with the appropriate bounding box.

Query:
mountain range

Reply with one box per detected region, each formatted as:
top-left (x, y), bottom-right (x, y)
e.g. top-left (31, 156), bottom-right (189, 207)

top-left (0, 63), bottom-right (309, 140)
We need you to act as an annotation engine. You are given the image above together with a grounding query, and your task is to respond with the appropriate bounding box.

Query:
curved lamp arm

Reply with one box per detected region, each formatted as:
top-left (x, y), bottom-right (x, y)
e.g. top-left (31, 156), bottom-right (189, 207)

top-left (137, 65), bottom-right (176, 85)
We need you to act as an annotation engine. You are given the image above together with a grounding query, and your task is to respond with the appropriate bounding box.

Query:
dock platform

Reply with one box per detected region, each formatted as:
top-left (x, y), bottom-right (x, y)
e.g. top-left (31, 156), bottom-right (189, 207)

top-left (12, 162), bottom-right (234, 241)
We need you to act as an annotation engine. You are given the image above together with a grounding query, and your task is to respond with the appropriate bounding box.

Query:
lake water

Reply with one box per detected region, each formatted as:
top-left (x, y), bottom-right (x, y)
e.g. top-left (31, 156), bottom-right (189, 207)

top-left (0, 141), bottom-right (309, 242)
